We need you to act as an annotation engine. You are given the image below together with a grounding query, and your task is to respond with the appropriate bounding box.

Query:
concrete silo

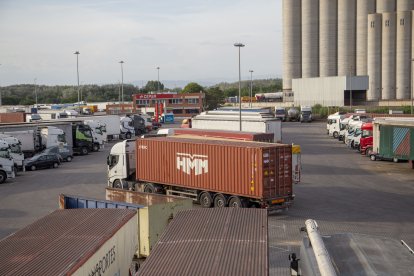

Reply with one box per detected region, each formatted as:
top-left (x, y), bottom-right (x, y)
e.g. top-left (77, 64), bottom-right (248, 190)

top-left (319, 0), bottom-right (337, 77)
top-left (397, 0), bottom-right (414, 11)
top-left (367, 14), bottom-right (383, 101)
top-left (376, 0), bottom-right (396, 13)
top-left (396, 11), bottom-right (412, 99)
top-left (356, 0), bottom-right (376, 76)
top-left (302, 0), bottom-right (319, 78)
top-left (382, 12), bottom-right (397, 100)
top-left (283, 0), bottom-right (302, 90)
top-left (338, 0), bottom-right (356, 76)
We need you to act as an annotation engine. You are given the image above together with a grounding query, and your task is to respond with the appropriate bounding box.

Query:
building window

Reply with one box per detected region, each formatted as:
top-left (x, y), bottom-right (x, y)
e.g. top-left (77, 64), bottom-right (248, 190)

top-left (185, 109), bottom-right (199, 114)
top-left (169, 99), bottom-right (183, 104)
top-left (136, 99), bottom-right (149, 105)
top-left (400, 18), bottom-right (405, 26)
top-left (172, 109), bottom-right (183, 114)
top-left (370, 21), bottom-right (375, 28)
top-left (385, 20), bottom-right (390, 27)
top-left (187, 98), bottom-right (199, 104)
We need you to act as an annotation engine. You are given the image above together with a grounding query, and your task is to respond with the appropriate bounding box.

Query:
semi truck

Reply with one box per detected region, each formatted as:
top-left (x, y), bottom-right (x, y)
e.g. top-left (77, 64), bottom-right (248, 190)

top-left (0, 134), bottom-right (24, 171)
top-left (72, 123), bottom-right (94, 155)
top-left (275, 107), bottom-right (287, 121)
top-left (84, 119), bottom-right (106, 151)
top-left (300, 106), bottom-right (312, 123)
top-left (120, 116), bottom-right (135, 139)
top-left (107, 136), bottom-right (294, 210)
top-left (0, 140), bottom-right (16, 183)
top-left (359, 122), bottom-right (373, 155)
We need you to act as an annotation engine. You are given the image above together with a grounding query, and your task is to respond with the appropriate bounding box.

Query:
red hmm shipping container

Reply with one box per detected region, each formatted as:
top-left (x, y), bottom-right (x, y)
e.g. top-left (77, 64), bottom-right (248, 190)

top-left (174, 128), bottom-right (274, 142)
top-left (136, 136), bottom-right (293, 210)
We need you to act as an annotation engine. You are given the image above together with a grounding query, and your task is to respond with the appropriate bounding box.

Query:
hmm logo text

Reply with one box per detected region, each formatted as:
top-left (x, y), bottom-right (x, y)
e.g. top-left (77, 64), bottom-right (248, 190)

top-left (176, 153), bottom-right (208, 175)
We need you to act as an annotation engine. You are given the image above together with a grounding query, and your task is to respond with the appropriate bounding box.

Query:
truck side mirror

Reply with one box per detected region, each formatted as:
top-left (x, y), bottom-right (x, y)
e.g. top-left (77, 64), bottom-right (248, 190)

top-left (106, 156), bottom-right (111, 166)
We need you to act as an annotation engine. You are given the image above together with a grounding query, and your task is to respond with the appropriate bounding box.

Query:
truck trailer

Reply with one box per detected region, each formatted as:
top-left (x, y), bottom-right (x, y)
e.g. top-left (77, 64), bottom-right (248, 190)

top-left (107, 136), bottom-right (294, 210)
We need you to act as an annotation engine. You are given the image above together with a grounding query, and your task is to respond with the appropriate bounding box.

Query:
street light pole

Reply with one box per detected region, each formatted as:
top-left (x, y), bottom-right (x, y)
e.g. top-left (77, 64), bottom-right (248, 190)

top-left (119, 61), bottom-right (124, 106)
top-left (411, 59), bottom-right (413, 114)
top-left (0, 64), bottom-right (2, 106)
top-left (34, 78), bottom-right (37, 107)
top-left (249, 70), bottom-right (253, 108)
top-left (234, 43), bottom-right (245, 131)
top-left (349, 66), bottom-right (353, 111)
top-left (156, 67), bottom-right (160, 92)
top-left (74, 51), bottom-right (80, 110)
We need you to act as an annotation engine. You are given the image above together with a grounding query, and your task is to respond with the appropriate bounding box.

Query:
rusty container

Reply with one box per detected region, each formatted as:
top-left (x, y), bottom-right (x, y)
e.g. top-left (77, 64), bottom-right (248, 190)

top-left (174, 128), bottom-right (274, 142)
top-left (0, 112), bottom-right (25, 123)
top-left (136, 137), bottom-right (292, 205)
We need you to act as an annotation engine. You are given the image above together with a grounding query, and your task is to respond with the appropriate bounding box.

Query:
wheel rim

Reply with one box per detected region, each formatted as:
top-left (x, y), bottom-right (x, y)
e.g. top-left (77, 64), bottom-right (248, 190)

top-left (54, 163), bottom-right (58, 168)
top-left (67, 157), bottom-right (72, 162)
top-left (370, 155), bottom-right (376, 161)
top-left (114, 180), bottom-right (122, 189)
top-left (229, 197), bottom-right (242, 208)
top-left (200, 193), bottom-right (212, 208)
top-left (31, 165), bottom-right (36, 171)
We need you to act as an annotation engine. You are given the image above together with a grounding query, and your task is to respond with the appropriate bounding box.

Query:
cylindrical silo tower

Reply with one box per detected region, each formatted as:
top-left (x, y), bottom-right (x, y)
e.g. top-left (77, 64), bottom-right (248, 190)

top-left (338, 0), bottom-right (356, 76)
top-left (376, 0), bottom-right (396, 13)
top-left (302, 0), bottom-right (319, 78)
top-left (356, 0), bottom-right (376, 76)
top-left (396, 11), bottom-right (412, 99)
top-left (319, 0), bottom-right (337, 77)
top-left (382, 12), bottom-right (397, 100)
top-left (367, 14), bottom-right (382, 101)
top-left (283, 0), bottom-right (302, 91)
top-left (397, 0), bottom-right (414, 11)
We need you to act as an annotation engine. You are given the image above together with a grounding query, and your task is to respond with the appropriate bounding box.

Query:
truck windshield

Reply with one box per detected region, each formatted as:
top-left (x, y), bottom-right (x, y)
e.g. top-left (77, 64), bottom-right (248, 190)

top-left (101, 125), bottom-right (107, 133)
top-left (95, 128), bottom-right (103, 135)
top-left (83, 130), bottom-right (93, 138)
top-left (340, 123), bottom-right (346, 130)
top-left (58, 134), bottom-right (66, 143)
top-left (276, 110), bottom-right (285, 115)
top-left (362, 130), bottom-right (373, 138)
top-left (10, 144), bottom-right (22, 154)
top-left (302, 111), bottom-right (311, 115)
top-left (0, 148), bottom-right (10, 159)
top-left (354, 129), bottom-right (362, 136)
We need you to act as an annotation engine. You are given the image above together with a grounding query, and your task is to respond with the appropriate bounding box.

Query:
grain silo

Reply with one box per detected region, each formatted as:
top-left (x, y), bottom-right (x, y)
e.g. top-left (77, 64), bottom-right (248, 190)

top-left (396, 11), bottom-right (412, 99)
top-left (319, 0), bottom-right (337, 77)
top-left (356, 0), bottom-right (376, 76)
top-left (302, 0), bottom-right (319, 78)
top-left (338, 0), bottom-right (356, 76)
top-left (367, 13), bottom-right (383, 101)
top-left (397, 0), bottom-right (414, 11)
top-left (382, 12), bottom-right (397, 100)
top-left (376, 0), bottom-right (396, 13)
top-left (283, 0), bottom-right (302, 90)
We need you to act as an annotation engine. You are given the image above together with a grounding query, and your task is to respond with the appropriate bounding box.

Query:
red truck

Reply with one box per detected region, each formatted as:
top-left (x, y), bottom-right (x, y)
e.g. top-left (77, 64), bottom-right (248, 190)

top-left (107, 136), bottom-right (294, 210)
top-left (359, 122), bottom-right (373, 155)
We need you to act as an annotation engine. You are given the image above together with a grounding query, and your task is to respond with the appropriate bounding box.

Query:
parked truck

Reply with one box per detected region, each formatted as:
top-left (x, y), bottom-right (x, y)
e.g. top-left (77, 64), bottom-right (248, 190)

top-left (300, 106), bottom-right (312, 123)
top-left (0, 140), bottom-right (16, 183)
top-left (0, 134), bottom-right (24, 171)
top-left (287, 107), bottom-right (300, 122)
top-left (84, 119), bottom-right (106, 151)
top-left (120, 116), bottom-right (135, 139)
top-left (72, 123), bottom-right (93, 155)
top-left (107, 137), bottom-right (294, 210)
top-left (359, 122), bottom-right (373, 155)
top-left (275, 107), bottom-right (286, 121)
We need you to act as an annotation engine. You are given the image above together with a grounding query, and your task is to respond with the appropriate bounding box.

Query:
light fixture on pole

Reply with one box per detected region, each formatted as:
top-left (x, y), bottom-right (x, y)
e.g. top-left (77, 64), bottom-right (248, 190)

top-left (74, 51), bottom-right (80, 110)
top-left (249, 70), bottom-right (254, 108)
top-left (234, 42), bottom-right (245, 131)
top-left (34, 78), bottom-right (38, 107)
top-left (156, 67), bottom-right (160, 92)
top-left (119, 61), bottom-right (124, 105)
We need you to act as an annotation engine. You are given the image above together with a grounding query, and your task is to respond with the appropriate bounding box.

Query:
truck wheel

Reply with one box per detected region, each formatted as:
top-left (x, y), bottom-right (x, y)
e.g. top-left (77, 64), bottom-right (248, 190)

top-left (31, 165), bottom-right (37, 171)
top-left (393, 157), bottom-right (399, 163)
top-left (228, 196), bottom-right (244, 208)
top-left (333, 132), bottom-right (339, 139)
top-left (66, 156), bottom-right (73, 162)
top-left (370, 155), bottom-right (376, 161)
top-left (92, 144), bottom-right (100, 152)
top-left (126, 132), bottom-right (132, 139)
top-left (113, 179), bottom-right (128, 190)
top-left (0, 171), bottom-right (6, 184)
top-left (143, 183), bottom-right (156, 193)
top-left (81, 147), bottom-right (89, 155)
top-left (213, 194), bottom-right (227, 208)
top-left (199, 192), bottom-right (213, 208)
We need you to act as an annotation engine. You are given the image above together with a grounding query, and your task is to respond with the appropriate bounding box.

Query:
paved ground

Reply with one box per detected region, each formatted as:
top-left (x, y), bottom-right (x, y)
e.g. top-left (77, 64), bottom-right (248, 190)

top-left (269, 122), bottom-right (414, 274)
top-left (0, 122), bottom-right (413, 275)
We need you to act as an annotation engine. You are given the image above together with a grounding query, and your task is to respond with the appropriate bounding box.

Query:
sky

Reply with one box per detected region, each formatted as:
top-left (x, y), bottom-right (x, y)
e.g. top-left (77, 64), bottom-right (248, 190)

top-left (0, 0), bottom-right (282, 87)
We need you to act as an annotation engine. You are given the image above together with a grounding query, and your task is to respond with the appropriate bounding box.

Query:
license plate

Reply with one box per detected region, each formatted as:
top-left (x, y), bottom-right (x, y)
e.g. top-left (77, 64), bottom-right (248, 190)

top-left (272, 199), bottom-right (285, 204)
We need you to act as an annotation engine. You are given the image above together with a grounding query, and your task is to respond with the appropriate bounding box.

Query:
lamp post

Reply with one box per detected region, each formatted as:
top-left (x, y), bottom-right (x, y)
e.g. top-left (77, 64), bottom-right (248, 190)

top-left (34, 78), bottom-right (38, 107)
top-left (0, 64), bottom-right (2, 106)
top-left (249, 69), bottom-right (253, 108)
top-left (234, 43), bottom-right (245, 131)
top-left (349, 66), bottom-right (353, 111)
top-left (119, 61), bottom-right (124, 106)
top-left (156, 66), bottom-right (160, 92)
top-left (411, 59), bottom-right (413, 114)
top-left (74, 51), bottom-right (80, 110)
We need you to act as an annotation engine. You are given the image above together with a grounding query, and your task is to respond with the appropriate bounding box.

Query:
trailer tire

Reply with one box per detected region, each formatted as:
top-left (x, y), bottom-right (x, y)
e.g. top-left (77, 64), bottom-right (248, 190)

top-left (228, 196), bottom-right (245, 208)
top-left (370, 154), bottom-right (376, 161)
top-left (52, 162), bottom-right (59, 168)
top-left (143, 183), bottom-right (156, 193)
top-left (92, 144), bottom-right (100, 152)
top-left (213, 194), bottom-right (227, 208)
top-left (393, 157), bottom-right (399, 163)
top-left (113, 179), bottom-right (128, 190)
top-left (66, 156), bottom-right (73, 162)
top-left (199, 192), bottom-right (213, 208)
top-left (333, 131), bottom-right (339, 139)
top-left (126, 132), bottom-right (132, 139)
top-left (0, 171), bottom-right (6, 184)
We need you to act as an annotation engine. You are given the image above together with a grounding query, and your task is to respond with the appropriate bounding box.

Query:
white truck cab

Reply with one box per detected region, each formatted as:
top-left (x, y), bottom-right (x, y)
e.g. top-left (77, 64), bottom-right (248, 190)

top-left (120, 116), bottom-right (135, 139)
top-left (327, 114), bottom-right (345, 138)
top-left (85, 120), bottom-right (107, 151)
top-left (107, 140), bottom-right (135, 189)
top-left (40, 126), bottom-right (67, 149)
top-left (0, 140), bottom-right (16, 183)
top-left (0, 135), bottom-right (24, 171)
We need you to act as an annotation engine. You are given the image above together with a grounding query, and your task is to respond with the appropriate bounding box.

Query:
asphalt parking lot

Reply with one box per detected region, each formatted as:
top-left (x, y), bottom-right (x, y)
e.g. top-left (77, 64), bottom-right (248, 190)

top-left (0, 122), bottom-right (413, 274)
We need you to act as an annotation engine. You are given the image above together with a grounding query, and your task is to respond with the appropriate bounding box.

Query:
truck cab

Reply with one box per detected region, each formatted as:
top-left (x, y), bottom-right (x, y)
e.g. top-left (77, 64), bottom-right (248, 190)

top-left (275, 107), bottom-right (286, 121)
top-left (0, 141), bottom-right (16, 183)
top-left (107, 140), bottom-right (136, 189)
top-left (0, 134), bottom-right (24, 171)
top-left (120, 116), bottom-right (135, 139)
top-left (72, 124), bottom-right (93, 155)
top-left (359, 122), bottom-right (373, 155)
top-left (85, 120), bottom-right (106, 151)
top-left (40, 126), bottom-right (67, 149)
top-left (300, 106), bottom-right (312, 123)
top-left (327, 114), bottom-right (343, 138)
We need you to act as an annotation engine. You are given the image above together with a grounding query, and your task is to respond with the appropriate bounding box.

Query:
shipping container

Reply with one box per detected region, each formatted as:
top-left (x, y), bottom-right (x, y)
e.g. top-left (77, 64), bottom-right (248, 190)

top-left (60, 190), bottom-right (192, 258)
top-left (0, 209), bottom-right (137, 276)
top-left (138, 208), bottom-right (268, 276)
top-left (174, 128), bottom-right (274, 142)
top-left (0, 112), bottom-right (25, 123)
top-left (135, 136), bottom-right (293, 209)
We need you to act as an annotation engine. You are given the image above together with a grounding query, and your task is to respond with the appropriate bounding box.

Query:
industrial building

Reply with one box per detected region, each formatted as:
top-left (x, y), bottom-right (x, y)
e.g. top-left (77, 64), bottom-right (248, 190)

top-left (283, 0), bottom-right (414, 107)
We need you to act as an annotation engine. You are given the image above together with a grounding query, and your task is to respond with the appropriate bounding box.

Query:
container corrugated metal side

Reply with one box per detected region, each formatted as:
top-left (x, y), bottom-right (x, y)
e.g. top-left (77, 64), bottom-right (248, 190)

top-left (174, 128), bottom-right (274, 142)
top-left (0, 209), bottom-right (137, 276)
top-left (136, 137), bottom-right (293, 204)
top-left (0, 113), bottom-right (25, 123)
top-left (138, 208), bottom-right (268, 276)
top-left (380, 125), bottom-right (412, 160)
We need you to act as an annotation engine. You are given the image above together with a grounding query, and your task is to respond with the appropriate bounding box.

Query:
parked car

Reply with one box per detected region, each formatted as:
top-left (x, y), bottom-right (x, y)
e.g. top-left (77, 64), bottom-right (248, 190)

top-left (41, 145), bottom-right (73, 162)
top-left (24, 154), bottom-right (61, 171)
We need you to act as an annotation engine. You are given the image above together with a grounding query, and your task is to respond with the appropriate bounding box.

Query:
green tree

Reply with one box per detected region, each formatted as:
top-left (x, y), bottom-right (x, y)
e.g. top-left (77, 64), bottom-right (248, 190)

top-left (204, 87), bottom-right (225, 110)
top-left (181, 82), bottom-right (204, 93)
top-left (144, 81), bottom-right (164, 92)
